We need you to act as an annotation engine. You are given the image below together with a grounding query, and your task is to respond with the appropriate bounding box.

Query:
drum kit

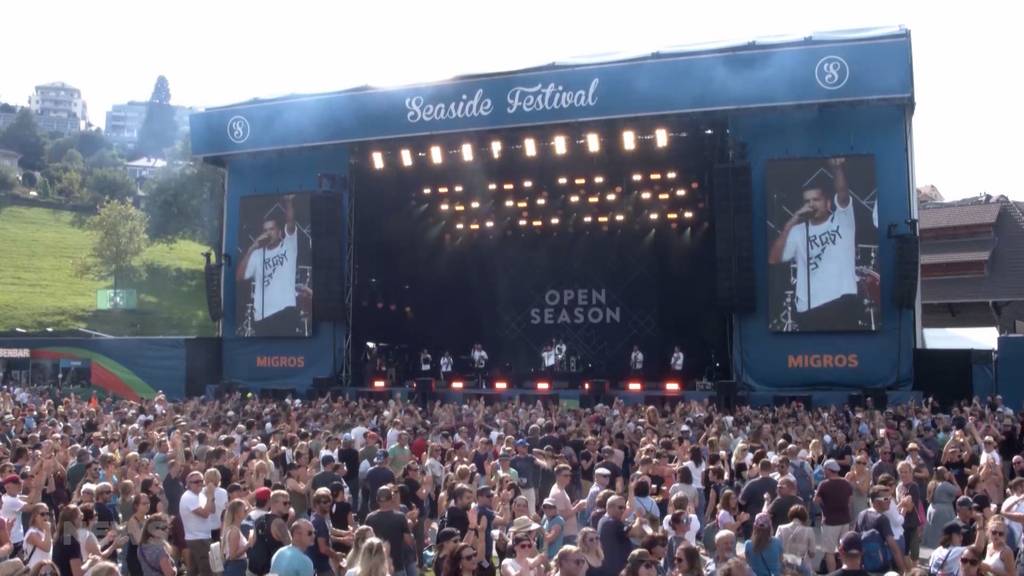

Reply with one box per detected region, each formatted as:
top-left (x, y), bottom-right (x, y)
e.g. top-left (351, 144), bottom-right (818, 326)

top-left (772, 245), bottom-right (880, 331)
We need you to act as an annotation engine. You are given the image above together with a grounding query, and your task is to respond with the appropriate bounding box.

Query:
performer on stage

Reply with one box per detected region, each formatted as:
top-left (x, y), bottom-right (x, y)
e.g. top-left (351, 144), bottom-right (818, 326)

top-left (439, 350), bottom-right (453, 382)
top-left (541, 344), bottom-right (556, 372)
top-left (630, 345), bottom-right (644, 371)
top-left (769, 157), bottom-right (859, 331)
top-left (554, 339), bottom-right (567, 371)
top-left (670, 346), bottom-right (685, 372)
top-left (471, 344), bottom-right (488, 369)
top-left (419, 349), bottom-right (432, 373)
top-left (236, 194), bottom-right (304, 336)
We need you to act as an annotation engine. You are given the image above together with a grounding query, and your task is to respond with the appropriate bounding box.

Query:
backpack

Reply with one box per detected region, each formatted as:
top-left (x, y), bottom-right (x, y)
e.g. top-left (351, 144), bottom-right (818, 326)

top-left (247, 513), bottom-right (282, 576)
top-left (859, 528), bottom-right (892, 572)
top-left (790, 462), bottom-right (813, 502)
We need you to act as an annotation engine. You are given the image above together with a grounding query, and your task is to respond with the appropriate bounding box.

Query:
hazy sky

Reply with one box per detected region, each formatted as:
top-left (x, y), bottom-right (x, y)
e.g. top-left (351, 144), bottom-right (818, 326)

top-left (1, 1), bottom-right (1018, 201)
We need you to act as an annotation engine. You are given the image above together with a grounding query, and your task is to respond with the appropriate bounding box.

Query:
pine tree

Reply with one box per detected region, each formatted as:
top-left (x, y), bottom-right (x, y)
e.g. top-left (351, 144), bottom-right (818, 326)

top-left (135, 76), bottom-right (178, 159)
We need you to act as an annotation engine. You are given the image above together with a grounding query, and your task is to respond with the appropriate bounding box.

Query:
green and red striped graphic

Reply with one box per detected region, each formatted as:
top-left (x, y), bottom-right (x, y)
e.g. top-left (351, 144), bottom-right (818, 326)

top-left (32, 347), bottom-right (158, 400)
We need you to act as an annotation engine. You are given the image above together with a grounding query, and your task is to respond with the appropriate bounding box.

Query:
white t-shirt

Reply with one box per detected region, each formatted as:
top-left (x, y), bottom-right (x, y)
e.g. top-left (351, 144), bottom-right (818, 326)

top-left (928, 545), bottom-right (965, 576)
top-left (542, 349), bottom-right (556, 368)
top-left (671, 351), bottom-right (685, 371)
top-left (781, 195), bottom-right (857, 312)
top-left (684, 461), bottom-right (706, 489)
top-left (1, 494), bottom-right (25, 543)
top-left (179, 489), bottom-right (213, 541)
top-left (662, 513), bottom-right (701, 546)
top-left (205, 487), bottom-right (229, 533)
top-left (350, 426), bottom-right (368, 451)
top-left (631, 351), bottom-right (644, 369)
top-left (440, 356), bottom-right (453, 373)
top-left (420, 354), bottom-right (431, 371)
top-left (24, 527), bottom-right (51, 567)
top-left (244, 227), bottom-right (298, 321)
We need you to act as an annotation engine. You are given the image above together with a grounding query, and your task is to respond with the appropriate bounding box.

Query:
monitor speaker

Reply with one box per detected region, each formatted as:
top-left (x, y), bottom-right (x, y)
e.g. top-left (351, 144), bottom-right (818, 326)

top-left (713, 163), bottom-right (755, 313)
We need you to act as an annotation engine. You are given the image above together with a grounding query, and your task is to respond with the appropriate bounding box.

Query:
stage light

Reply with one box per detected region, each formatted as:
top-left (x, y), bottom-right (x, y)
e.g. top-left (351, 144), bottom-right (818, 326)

top-left (503, 183), bottom-right (514, 190)
top-left (587, 196), bottom-right (600, 204)
top-left (536, 198), bottom-right (546, 206)
top-left (558, 177), bottom-right (568, 185)
top-left (517, 201), bottom-right (528, 208)
top-left (451, 380), bottom-right (465, 389)
top-left (569, 195), bottom-right (580, 203)
top-left (666, 171), bottom-right (677, 179)
top-left (583, 215), bottom-right (593, 223)
top-left (489, 183), bottom-right (498, 190)
top-left (691, 181), bottom-right (700, 189)
top-left (667, 212), bottom-right (679, 220)
top-left (705, 128), bottom-right (714, 135)
top-left (454, 185), bottom-right (463, 192)
top-left (524, 137), bottom-right (537, 157)
top-left (470, 201), bottom-right (480, 209)
top-left (649, 213), bottom-right (659, 220)
top-left (536, 381), bottom-right (551, 391)
top-left (462, 143), bottom-right (474, 162)
top-left (470, 223), bottom-right (480, 230)
top-left (532, 220), bottom-right (543, 227)
top-left (675, 189), bottom-right (687, 197)
top-left (658, 192), bottom-right (670, 200)
top-left (684, 210), bottom-right (694, 219)
top-left (650, 173), bottom-right (662, 180)
top-left (494, 380), bottom-right (508, 390)
top-left (440, 203), bottom-right (450, 211)
top-left (594, 176), bottom-right (605, 184)
top-left (627, 381), bottom-right (643, 391)
top-left (518, 219), bottom-right (527, 226)
top-left (438, 186), bottom-right (449, 193)
top-left (622, 130), bottom-right (636, 151)
top-left (454, 204), bottom-right (465, 211)
top-left (586, 132), bottom-right (600, 153)
top-left (583, 381), bottom-right (591, 391)
top-left (371, 152), bottom-right (384, 170)
top-left (430, 145), bottom-right (443, 164)
top-left (423, 187), bottom-right (432, 195)
top-left (640, 191), bottom-right (652, 200)
top-left (455, 223), bottom-right (464, 230)
top-left (605, 193), bottom-right (617, 201)
top-left (523, 180), bottom-right (533, 188)
top-left (491, 140), bottom-right (502, 159)
top-left (550, 217), bottom-right (560, 225)
top-left (574, 178), bottom-right (586, 185)
top-left (372, 378), bottom-right (386, 388)
top-left (614, 214), bottom-right (625, 222)
top-left (505, 199), bottom-right (515, 207)
top-left (554, 135), bottom-right (567, 155)
top-left (597, 215), bottom-right (610, 223)
top-left (400, 149), bottom-right (413, 167)
top-left (655, 128), bottom-right (668, 148)
top-left (632, 173), bottom-right (643, 182)
top-left (665, 381), bottom-right (681, 392)
top-left (485, 220), bottom-right (494, 228)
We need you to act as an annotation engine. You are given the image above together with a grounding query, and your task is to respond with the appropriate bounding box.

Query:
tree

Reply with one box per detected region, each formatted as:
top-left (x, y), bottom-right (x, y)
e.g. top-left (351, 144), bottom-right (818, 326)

top-left (0, 168), bottom-right (17, 193)
top-left (144, 161), bottom-right (224, 246)
top-left (75, 129), bottom-right (111, 159)
top-left (79, 199), bottom-right (149, 289)
top-left (0, 109), bottom-right (47, 171)
top-left (86, 168), bottom-right (136, 202)
top-left (135, 76), bottom-right (178, 159)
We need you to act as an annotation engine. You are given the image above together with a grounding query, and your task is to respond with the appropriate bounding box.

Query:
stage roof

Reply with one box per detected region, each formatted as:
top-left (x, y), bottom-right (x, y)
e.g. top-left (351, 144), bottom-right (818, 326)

top-left (190, 27), bottom-right (914, 158)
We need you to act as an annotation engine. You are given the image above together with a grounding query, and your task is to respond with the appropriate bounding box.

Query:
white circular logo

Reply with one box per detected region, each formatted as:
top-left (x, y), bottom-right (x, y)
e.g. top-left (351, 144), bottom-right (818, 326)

top-left (815, 56), bottom-right (850, 90)
top-left (227, 115), bottom-right (250, 144)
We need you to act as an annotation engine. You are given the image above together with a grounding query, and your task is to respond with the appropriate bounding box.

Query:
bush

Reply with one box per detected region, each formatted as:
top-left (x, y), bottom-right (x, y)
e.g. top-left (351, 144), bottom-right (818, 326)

top-left (0, 168), bottom-right (18, 193)
top-left (20, 171), bottom-right (37, 188)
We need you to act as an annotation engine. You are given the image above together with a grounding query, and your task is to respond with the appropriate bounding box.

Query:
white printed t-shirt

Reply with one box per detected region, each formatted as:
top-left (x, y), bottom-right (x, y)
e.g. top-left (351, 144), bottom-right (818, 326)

top-left (781, 194), bottom-right (857, 312)
top-left (244, 227), bottom-right (298, 321)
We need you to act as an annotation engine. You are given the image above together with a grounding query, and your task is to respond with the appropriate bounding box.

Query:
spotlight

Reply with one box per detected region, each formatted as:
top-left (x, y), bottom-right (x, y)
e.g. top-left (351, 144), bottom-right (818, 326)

top-left (454, 204), bottom-right (465, 211)
top-left (518, 219), bottom-right (528, 226)
top-left (664, 381), bottom-right (681, 392)
top-left (423, 187), bottom-right (432, 195)
top-left (650, 173), bottom-right (662, 180)
top-left (587, 196), bottom-right (600, 204)
top-left (684, 210), bottom-right (694, 219)
top-left (586, 132), bottom-right (600, 153)
top-left (597, 215), bottom-right (610, 223)
top-left (455, 223), bottom-right (464, 230)
top-left (583, 215), bottom-right (593, 223)
top-left (640, 191), bottom-right (652, 200)
top-left (451, 380), bottom-right (465, 390)
top-left (655, 128), bottom-right (668, 148)
top-left (583, 381), bottom-right (591, 391)
top-left (470, 201), bottom-right (480, 209)
top-left (574, 178), bottom-right (586, 185)
top-left (371, 152), bottom-right (384, 170)
top-left (569, 195), bottom-right (580, 203)
top-left (372, 378), bottom-right (387, 388)
top-left (524, 137), bottom-right (537, 157)
top-left (491, 140), bottom-right (502, 159)
top-left (614, 214), bottom-right (624, 222)
top-left (632, 173), bottom-right (643, 182)
top-left (658, 192), bottom-right (670, 200)
top-left (536, 381), bottom-right (551, 391)
top-left (666, 171), bottom-right (677, 179)
top-left (400, 149), bottom-right (413, 167)
top-left (461, 143), bottom-right (474, 162)
top-left (503, 183), bottom-right (514, 190)
top-left (536, 198), bottom-right (546, 206)
top-left (505, 199), bottom-right (515, 207)
top-left (627, 380), bottom-right (643, 392)
top-left (488, 183), bottom-right (498, 191)
top-left (605, 193), bottom-right (617, 201)
top-left (430, 145), bottom-right (443, 164)
top-left (550, 217), bottom-right (560, 225)
top-left (523, 180), bottom-right (533, 188)
top-left (594, 176), bottom-right (605, 184)
top-left (553, 135), bottom-right (567, 155)
top-left (622, 130), bottom-right (636, 151)
top-left (494, 380), bottom-right (508, 390)
top-left (438, 186), bottom-right (449, 193)
top-left (649, 213), bottom-right (659, 220)
top-left (485, 220), bottom-right (494, 228)
top-left (469, 223), bottom-right (480, 230)
top-left (517, 201), bottom-right (528, 208)
top-left (440, 203), bottom-right (450, 211)
top-left (532, 220), bottom-right (543, 227)
top-left (454, 185), bottom-right (464, 192)
top-left (675, 189), bottom-right (687, 197)
top-left (667, 212), bottom-right (679, 220)
top-left (691, 181), bottom-right (700, 189)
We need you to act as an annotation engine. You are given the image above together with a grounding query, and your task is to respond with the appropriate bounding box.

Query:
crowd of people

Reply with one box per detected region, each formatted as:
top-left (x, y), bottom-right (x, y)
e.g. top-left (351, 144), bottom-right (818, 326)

top-left (0, 386), bottom-right (1022, 576)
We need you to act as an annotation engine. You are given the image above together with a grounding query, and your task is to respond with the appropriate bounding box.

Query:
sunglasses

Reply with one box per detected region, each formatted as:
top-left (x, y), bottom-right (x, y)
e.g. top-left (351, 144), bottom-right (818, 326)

top-left (517, 543), bottom-right (534, 550)
top-left (188, 480), bottom-right (202, 485)
top-left (991, 531), bottom-right (1006, 536)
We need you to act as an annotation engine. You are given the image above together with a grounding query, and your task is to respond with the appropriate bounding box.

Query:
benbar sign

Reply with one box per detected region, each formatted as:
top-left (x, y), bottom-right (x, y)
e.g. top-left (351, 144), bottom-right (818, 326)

top-left (406, 79), bottom-right (600, 124)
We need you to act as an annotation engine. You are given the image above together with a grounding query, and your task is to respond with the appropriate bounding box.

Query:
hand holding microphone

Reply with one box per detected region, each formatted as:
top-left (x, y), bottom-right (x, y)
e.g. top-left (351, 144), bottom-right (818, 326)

top-left (791, 203), bottom-right (815, 225)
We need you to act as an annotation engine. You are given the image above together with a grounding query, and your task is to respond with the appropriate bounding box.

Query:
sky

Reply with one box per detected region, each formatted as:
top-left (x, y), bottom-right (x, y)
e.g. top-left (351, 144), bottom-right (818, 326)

top-left (1, 0), bottom-right (1019, 201)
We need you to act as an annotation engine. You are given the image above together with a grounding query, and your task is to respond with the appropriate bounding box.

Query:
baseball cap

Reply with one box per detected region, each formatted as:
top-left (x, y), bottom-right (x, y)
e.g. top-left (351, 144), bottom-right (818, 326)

top-left (373, 449), bottom-right (388, 463)
top-left (436, 527), bottom-right (461, 547)
top-left (823, 459), bottom-right (841, 473)
top-left (956, 496), bottom-right (974, 509)
top-left (943, 521), bottom-right (963, 536)
top-left (253, 487), bottom-right (272, 505)
top-left (753, 512), bottom-right (772, 529)
top-left (595, 468), bottom-right (611, 477)
top-left (839, 531), bottom-right (863, 554)
top-left (515, 439), bottom-right (529, 448)
top-left (542, 498), bottom-right (557, 509)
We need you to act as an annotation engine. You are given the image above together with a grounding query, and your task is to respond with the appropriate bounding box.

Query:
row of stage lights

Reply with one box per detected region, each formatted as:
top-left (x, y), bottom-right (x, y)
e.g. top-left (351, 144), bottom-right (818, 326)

top-left (422, 171), bottom-right (698, 195)
top-left (440, 192), bottom-right (693, 212)
top-left (370, 378), bottom-right (681, 392)
top-left (449, 210), bottom-right (695, 230)
top-left (369, 128), bottom-right (683, 170)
